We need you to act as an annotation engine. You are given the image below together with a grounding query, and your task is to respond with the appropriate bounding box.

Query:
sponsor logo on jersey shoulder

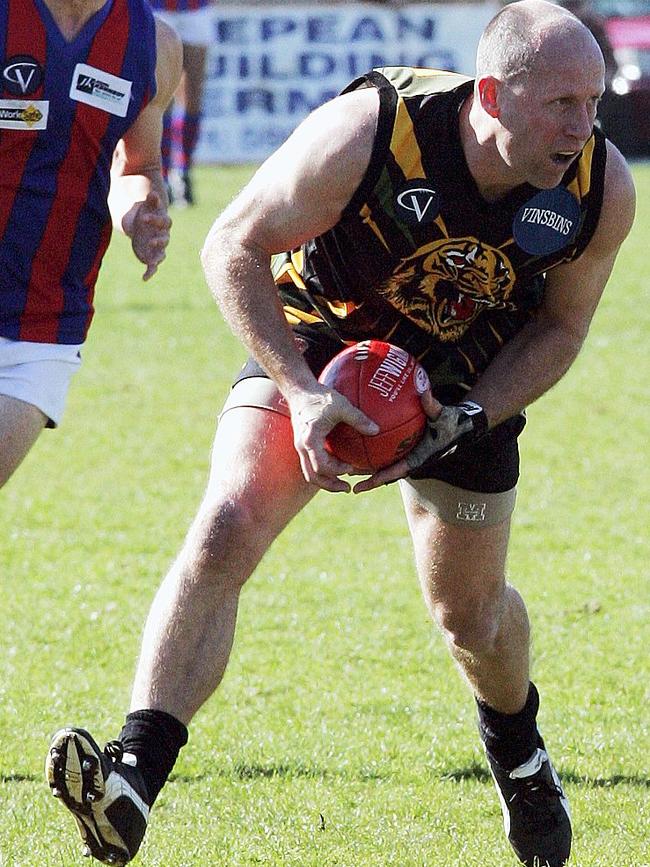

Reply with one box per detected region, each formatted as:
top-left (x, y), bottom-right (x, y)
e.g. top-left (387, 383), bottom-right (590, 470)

top-left (513, 187), bottom-right (581, 255)
top-left (2, 55), bottom-right (44, 96)
top-left (396, 181), bottom-right (441, 226)
top-left (69, 63), bottom-right (132, 117)
top-left (0, 99), bottom-right (49, 130)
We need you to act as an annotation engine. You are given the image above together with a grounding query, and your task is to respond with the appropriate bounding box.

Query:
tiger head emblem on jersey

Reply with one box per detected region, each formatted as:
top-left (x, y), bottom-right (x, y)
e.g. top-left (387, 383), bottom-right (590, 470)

top-left (379, 237), bottom-right (516, 342)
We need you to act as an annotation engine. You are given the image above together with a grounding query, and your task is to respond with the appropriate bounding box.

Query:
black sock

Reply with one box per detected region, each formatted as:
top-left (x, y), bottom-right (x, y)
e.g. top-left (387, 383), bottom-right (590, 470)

top-left (476, 682), bottom-right (541, 771)
top-left (119, 709), bottom-right (188, 806)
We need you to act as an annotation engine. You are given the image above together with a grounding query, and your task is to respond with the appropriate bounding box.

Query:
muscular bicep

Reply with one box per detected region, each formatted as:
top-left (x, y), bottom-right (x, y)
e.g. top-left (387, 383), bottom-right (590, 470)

top-left (212, 87), bottom-right (380, 255)
top-left (541, 142), bottom-right (636, 338)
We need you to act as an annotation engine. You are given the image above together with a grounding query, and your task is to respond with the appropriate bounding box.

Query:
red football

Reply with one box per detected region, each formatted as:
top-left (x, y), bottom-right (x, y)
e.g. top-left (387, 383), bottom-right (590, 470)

top-left (318, 340), bottom-right (428, 472)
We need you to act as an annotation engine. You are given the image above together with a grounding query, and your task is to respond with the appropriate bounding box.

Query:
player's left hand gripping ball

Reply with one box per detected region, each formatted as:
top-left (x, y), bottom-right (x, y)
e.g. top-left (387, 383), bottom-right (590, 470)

top-left (405, 400), bottom-right (489, 470)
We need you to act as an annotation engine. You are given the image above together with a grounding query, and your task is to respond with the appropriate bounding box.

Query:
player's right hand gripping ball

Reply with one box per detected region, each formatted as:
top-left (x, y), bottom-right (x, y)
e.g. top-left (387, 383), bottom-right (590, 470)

top-left (318, 340), bottom-right (428, 472)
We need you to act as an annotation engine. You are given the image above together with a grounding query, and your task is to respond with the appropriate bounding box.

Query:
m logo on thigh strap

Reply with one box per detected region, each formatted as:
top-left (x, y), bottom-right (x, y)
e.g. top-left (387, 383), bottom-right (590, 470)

top-left (456, 500), bottom-right (488, 522)
top-left (402, 478), bottom-right (517, 527)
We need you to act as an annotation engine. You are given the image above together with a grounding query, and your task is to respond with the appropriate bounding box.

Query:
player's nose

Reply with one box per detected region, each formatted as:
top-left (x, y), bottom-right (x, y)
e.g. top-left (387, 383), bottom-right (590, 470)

top-left (564, 104), bottom-right (593, 143)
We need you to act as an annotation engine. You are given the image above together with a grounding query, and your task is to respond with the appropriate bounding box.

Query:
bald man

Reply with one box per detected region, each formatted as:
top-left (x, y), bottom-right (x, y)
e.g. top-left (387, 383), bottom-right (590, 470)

top-left (47, 2), bottom-right (635, 865)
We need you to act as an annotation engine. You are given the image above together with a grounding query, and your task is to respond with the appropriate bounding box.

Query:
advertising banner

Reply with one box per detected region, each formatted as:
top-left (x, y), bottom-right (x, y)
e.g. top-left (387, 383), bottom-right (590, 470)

top-left (196, 3), bottom-right (498, 163)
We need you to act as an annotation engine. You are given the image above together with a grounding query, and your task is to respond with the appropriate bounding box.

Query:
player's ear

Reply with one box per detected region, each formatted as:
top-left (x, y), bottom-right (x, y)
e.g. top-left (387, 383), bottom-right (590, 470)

top-left (477, 76), bottom-right (501, 118)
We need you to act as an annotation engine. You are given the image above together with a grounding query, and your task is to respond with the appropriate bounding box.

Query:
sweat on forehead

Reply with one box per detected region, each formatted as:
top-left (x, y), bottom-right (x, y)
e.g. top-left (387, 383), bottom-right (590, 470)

top-left (476, 0), bottom-right (597, 80)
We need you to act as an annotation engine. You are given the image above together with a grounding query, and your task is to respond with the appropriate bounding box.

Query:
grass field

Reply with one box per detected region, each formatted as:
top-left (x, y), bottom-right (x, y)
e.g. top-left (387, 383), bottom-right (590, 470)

top-left (0, 162), bottom-right (648, 867)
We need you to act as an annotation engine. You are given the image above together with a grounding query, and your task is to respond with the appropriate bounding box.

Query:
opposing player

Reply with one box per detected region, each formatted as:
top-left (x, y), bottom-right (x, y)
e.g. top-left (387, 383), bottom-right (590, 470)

top-left (47, 2), bottom-right (635, 865)
top-left (0, 0), bottom-right (182, 488)
top-left (150, 0), bottom-right (215, 206)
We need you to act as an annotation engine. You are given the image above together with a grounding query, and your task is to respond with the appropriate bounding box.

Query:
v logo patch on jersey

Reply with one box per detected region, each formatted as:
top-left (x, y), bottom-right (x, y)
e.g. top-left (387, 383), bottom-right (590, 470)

top-left (396, 182), bottom-right (441, 226)
top-left (2, 56), bottom-right (44, 96)
top-left (69, 63), bottom-right (132, 117)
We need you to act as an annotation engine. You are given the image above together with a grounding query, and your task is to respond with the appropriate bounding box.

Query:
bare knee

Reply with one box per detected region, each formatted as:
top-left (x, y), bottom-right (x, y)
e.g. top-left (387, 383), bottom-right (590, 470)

top-left (0, 403), bottom-right (47, 487)
top-left (182, 496), bottom-right (269, 591)
top-left (432, 582), bottom-right (516, 657)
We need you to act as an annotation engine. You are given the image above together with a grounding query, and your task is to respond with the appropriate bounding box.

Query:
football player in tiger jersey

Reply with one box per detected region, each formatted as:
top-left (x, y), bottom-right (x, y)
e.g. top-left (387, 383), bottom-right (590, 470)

top-left (0, 0), bottom-right (182, 488)
top-left (47, 2), bottom-right (635, 865)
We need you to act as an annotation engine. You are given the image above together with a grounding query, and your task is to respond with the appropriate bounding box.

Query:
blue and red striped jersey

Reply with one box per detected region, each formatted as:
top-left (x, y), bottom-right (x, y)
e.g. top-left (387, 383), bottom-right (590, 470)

top-left (148, 0), bottom-right (212, 11)
top-left (0, 0), bottom-right (157, 344)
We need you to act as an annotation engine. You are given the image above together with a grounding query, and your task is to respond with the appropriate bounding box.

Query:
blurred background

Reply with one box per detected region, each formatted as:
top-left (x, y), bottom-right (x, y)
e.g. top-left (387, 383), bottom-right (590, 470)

top-left (172, 0), bottom-right (649, 178)
top-left (558, 0), bottom-right (649, 156)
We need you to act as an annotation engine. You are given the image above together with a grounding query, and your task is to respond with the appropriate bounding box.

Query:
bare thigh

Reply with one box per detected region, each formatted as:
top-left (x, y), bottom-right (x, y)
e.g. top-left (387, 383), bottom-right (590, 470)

top-left (0, 394), bottom-right (47, 487)
top-left (191, 383), bottom-right (318, 563)
top-left (400, 479), bottom-right (511, 620)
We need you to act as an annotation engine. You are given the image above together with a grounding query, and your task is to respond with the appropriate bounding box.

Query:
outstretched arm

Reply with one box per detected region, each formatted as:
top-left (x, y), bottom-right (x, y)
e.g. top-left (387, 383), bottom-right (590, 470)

top-left (108, 18), bottom-right (183, 280)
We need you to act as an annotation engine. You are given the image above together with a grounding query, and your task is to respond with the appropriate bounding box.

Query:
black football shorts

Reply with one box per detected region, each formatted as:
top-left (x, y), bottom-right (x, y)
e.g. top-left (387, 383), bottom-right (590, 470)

top-left (231, 321), bottom-right (525, 494)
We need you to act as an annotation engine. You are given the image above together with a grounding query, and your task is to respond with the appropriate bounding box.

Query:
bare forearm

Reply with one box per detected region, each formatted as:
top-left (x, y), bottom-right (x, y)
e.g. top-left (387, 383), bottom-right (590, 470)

top-left (201, 234), bottom-right (317, 398)
top-left (109, 169), bottom-right (166, 237)
top-left (468, 314), bottom-right (586, 427)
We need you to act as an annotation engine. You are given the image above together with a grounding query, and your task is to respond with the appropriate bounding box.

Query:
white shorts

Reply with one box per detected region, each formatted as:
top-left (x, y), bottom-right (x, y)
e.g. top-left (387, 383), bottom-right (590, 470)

top-left (153, 8), bottom-right (214, 46)
top-left (0, 337), bottom-right (83, 428)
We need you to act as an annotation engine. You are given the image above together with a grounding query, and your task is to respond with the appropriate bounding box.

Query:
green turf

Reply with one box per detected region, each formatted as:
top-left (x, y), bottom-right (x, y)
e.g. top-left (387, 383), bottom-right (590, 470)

top-left (0, 162), bottom-right (648, 866)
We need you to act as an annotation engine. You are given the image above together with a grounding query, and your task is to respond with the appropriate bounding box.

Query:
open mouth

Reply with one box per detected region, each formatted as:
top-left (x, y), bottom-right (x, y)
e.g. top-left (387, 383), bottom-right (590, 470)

top-left (552, 150), bottom-right (580, 166)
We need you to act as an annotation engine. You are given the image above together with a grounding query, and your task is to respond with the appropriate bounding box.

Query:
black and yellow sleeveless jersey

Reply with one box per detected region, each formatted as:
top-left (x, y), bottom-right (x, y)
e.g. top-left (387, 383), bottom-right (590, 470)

top-left (272, 66), bottom-right (607, 396)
